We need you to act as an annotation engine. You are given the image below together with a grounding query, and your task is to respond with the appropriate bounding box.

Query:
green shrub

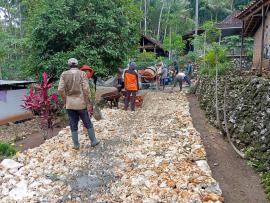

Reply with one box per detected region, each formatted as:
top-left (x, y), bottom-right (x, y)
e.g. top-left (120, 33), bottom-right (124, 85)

top-left (199, 63), bottom-right (233, 77)
top-left (135, 50), bottom-right (157, 69)
top-left (0, 143), bottom-right (17, 156)
top-left (24, 0), bottom-right (141, 79)
top-left (186, 51), bottom-right (199, 62)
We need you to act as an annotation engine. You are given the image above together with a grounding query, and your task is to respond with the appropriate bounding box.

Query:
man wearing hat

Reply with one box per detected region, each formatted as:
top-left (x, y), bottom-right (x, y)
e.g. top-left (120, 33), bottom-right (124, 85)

top-left (124, 62), bottom-right (139, 111)
top-left (58, 58), bottom-right (100, 149)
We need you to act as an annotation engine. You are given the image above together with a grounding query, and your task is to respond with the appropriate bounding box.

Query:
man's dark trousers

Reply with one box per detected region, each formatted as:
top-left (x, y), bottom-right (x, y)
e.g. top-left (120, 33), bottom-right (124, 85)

top-left (124, 91), bottom-right (137, 111)
top-left (67, 109), bottom-right (93, 131)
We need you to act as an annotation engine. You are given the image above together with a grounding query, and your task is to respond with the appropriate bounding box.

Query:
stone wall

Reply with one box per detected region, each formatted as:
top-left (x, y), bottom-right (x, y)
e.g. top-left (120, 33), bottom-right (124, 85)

top-left (196, 76), bottom-right (270, 171)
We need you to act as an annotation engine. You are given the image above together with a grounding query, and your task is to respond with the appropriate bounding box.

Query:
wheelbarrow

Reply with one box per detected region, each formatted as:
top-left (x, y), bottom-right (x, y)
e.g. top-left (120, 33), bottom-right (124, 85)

top-left (121, 90), bottom-right (146, 108)
top-left (101, 90), bottom-right (121, 108)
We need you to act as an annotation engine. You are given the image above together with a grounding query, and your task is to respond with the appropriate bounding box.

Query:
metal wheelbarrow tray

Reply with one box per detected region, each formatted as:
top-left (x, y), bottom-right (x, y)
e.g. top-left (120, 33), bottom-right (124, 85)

top-left (101, 91), bottom-right (121, 108)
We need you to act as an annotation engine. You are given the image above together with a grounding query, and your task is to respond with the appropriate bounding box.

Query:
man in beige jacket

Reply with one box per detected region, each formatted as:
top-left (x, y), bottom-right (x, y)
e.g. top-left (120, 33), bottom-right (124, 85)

top-left (58, 58), bottom-right (100, 149)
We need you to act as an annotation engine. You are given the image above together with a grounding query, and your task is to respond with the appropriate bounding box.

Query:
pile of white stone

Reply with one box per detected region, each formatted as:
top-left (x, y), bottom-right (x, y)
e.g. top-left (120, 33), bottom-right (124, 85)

top-left (0, 92), bottom-right (223, 203)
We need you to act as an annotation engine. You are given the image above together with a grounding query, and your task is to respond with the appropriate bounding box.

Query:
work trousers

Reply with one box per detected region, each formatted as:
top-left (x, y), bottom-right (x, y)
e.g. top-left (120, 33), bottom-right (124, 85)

top-left (124, 90), bottom-right (137, 111)
top-left (66, 109), bottom-right (93, 132)
top-left (184, 76), bottom-right (191, 86)
top-left (161, 78), bottom-right (166, 87)
top-left (174, 77), bottom-right (183, 91)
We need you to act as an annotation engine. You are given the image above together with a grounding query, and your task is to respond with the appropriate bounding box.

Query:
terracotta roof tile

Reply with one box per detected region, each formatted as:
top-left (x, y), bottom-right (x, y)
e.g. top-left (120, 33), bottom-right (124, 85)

top-left (216, 11), bottom-right (242, 28)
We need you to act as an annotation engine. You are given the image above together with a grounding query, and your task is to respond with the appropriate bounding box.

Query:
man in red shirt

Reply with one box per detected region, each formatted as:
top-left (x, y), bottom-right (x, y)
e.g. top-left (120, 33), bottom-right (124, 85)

top-left (124, 62), bottom-right (139, 111)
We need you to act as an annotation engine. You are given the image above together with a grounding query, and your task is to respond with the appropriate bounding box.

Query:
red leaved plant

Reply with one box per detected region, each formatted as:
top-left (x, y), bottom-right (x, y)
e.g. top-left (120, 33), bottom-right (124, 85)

top-left (22, 72), bottom-right (59, 139)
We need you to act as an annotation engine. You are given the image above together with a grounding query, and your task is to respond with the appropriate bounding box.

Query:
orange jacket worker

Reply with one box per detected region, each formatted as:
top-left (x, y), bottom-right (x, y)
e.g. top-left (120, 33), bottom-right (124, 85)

top-left (124, 62), bottom-right (139, 111)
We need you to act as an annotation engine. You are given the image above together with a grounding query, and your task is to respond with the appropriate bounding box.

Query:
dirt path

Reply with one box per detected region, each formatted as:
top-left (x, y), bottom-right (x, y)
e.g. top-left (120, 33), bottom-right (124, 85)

top-left (187, 94), bottom-right (268, 203)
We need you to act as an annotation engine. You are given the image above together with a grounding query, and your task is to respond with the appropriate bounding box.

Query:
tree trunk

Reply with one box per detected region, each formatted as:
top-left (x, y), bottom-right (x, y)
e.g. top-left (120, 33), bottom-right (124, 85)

top-left (1, 8), bottom-right (8, 32)
top-left (195, 0), bottom-right (199, 35)
top-left (157, 1), bottom-right (165, 41)
top-left (144, 0), bottom-right (147, 35)
top-left (230, 0), bottom-right (234, 11)
top-left (204, 31), bottom-right (206, 68)
top-left (0, 66), bottom-right (2, 79)
top-left (163, 4), bottom-right (171, 42)
top-left (19, 1), bottom-right (23, 38)
top-left (140, 0), bottom-right (143, 32)
top-left (6, 2), bottom-right (13, 34)
top-left (169, 26), bottom-right (172, 60)
top-left (164, 26), bottom-right (167, 42)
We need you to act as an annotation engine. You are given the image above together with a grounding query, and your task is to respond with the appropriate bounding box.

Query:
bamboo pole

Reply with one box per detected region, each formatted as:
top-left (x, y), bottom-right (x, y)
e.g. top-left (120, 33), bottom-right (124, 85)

top-left (215, 51), bottom-right (220, 126)
top-left (195, 0), bottom-right (199, 35)
top-left (240, 21), bottom-right (244, 74)
top-left (260, 4), bottom-right (265, 76)
top-left (204, 32), bottom-right (206, 69)
top-left (169, 27), bottom-right (172, 60)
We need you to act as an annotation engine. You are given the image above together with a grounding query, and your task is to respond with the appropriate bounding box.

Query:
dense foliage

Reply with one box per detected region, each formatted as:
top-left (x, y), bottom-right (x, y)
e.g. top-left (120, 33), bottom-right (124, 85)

top-left (137, 0), bottom-right (253, 41)
top-left (163, 32), bottom-right (185, 60)
top-left (0, 0), bottom-right (254, 80)
top-left (135, 50), bottom-right (156, 68)
top-left (223, 35), bottom-right (254, 60)
top-left (23, 0), bottom-right (140, 78)
top-left (199, 44), bottom-right (233, 77)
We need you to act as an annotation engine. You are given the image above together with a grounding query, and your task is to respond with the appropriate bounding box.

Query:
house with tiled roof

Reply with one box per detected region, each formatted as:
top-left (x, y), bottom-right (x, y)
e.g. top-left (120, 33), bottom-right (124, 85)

top-left (139, 34), bottom-right (168, 57)
top-left (183, 11), bottom-right (243, 53)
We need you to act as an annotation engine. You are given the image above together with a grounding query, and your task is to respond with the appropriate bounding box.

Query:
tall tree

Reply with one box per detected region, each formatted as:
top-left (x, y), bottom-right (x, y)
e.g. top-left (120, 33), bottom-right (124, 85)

top-left (144, 0), bottom-right (147, 35)
top-left (195, 0), bottom-right (199, 35)
top-left (0, 0), bottom-right (27, 79)
top-left (25, 0), bottom-right (141, 78)
top-left (201, 0), bottom-right (231, 22)
top-left (156, 0), bottom-right (165, 40)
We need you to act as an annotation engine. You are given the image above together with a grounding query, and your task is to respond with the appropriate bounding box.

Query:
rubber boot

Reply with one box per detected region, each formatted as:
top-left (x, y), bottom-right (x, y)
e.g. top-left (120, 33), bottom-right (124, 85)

top-left (71, 131), bottom-right (80, 150)
top-left (87, 127), bottom-right (100, 147)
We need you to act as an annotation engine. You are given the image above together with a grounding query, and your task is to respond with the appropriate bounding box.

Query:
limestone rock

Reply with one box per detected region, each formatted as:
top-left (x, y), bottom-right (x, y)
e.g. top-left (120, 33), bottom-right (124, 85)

top-left (0, 92), bottom-right (222, 202)
top-left (1, 159), bottom-right (23, 171)
top-left (9, 180), bottom-right (30, 201)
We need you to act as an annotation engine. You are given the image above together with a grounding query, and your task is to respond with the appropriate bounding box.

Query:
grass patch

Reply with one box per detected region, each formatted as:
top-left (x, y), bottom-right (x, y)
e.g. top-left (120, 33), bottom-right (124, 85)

top-left (261, 172), bottom-right (270, 200)
top-left (0, 142), bottom-right (17, 157)
top-left (245, 148), bottom-right (270, 200)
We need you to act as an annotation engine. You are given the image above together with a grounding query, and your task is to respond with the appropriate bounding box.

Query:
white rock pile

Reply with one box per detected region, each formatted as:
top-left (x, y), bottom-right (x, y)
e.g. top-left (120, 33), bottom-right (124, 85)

top-left (0, 92), bottom-right (223, 202)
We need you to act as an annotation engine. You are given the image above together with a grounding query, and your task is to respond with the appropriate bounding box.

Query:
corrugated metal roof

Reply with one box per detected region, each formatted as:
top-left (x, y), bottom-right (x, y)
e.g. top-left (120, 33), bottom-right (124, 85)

top-left (0, 80), bottom-right (35, 86)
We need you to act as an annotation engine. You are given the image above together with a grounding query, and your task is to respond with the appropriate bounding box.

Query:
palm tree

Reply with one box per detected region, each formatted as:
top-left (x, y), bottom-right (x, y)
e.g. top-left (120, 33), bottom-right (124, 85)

top-left (202, 0), bottom-right (231, 22)
top-left (169, 0), bottom-right (194, 34)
